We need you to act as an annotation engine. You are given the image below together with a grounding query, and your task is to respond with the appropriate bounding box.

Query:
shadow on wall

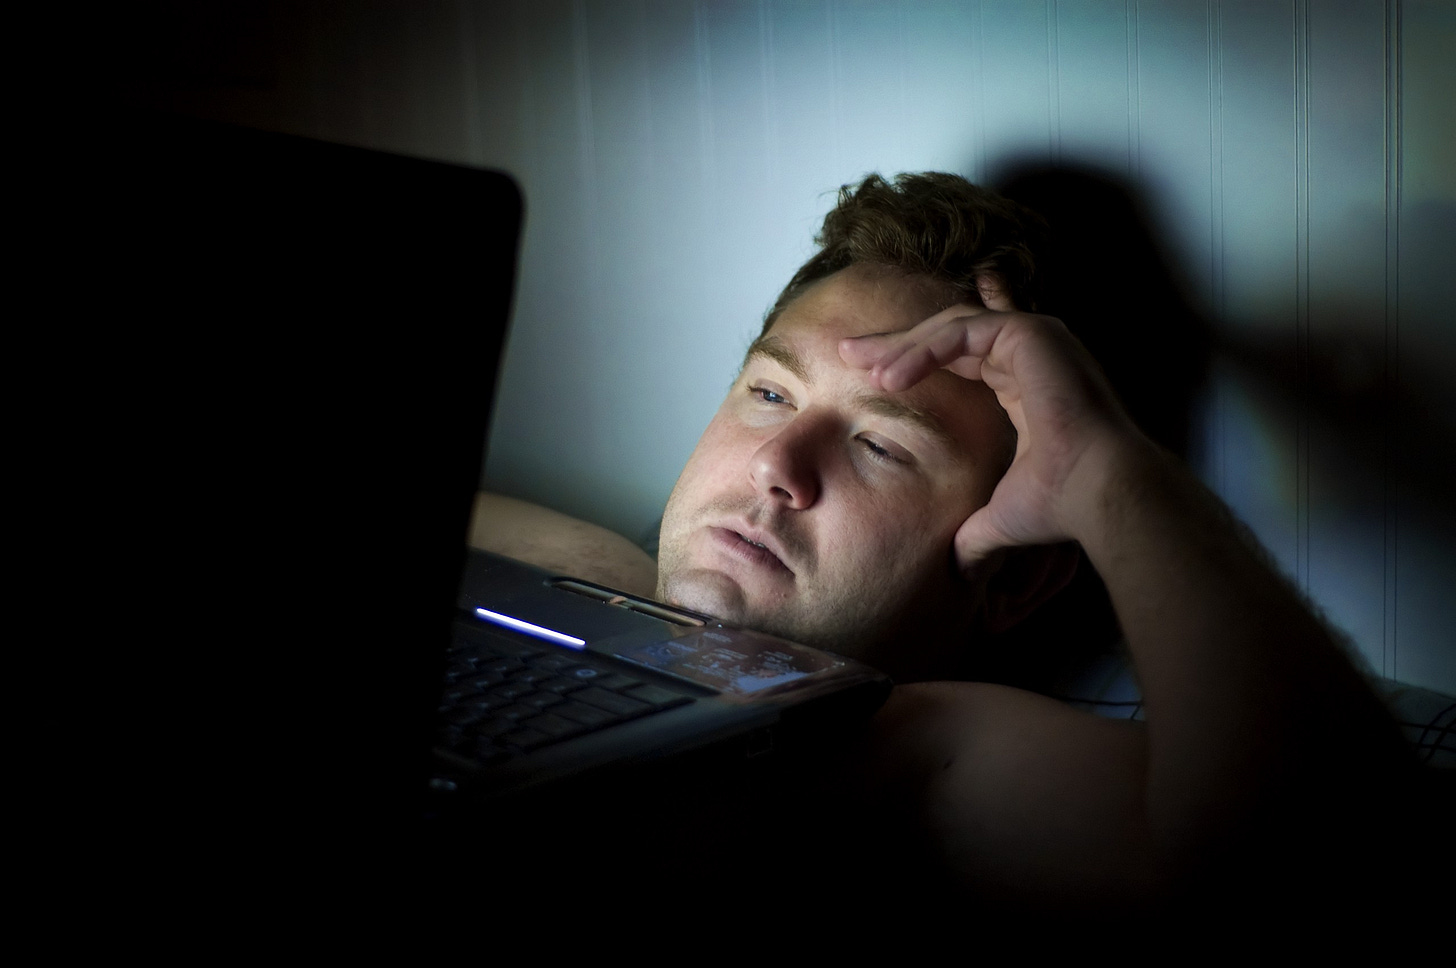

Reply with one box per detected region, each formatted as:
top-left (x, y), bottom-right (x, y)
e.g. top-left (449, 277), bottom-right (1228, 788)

top-left (973, 162), bottom-right (1453, 691)
top-left (995, 165), bottom-right (1454, 548)
top-left (1206, 202), bottom-right (1456, 568)
top-left (992, 163), bottom-right (1214, 461)
top-left (954, 163), bottom-right (1211, 691)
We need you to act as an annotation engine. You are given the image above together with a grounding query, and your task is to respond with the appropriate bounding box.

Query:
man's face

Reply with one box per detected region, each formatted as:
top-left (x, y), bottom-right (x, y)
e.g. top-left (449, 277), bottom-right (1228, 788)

top-left (657, 265), bottom-right (1013, 676)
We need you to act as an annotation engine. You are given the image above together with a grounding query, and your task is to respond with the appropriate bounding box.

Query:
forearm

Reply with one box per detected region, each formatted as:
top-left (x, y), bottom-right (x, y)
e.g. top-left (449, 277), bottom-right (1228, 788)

top-left (845, 306), bottom-right (1422, 908)
top-left (1067, 437), bottom-right (1410, 866)
top-left (468, 492), bottom-right (658, 597)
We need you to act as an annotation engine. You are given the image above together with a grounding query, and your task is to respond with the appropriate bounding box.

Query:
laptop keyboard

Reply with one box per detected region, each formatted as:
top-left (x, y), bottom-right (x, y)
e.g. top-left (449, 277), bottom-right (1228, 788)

top-left (437, 623), bottom-right (693, 765)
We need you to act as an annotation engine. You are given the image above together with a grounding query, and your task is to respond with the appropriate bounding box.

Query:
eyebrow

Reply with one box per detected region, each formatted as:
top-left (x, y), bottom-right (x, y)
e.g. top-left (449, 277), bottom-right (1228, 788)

top-left (743, 334), bottom-right (958, 450)
top-left (744, 334), bottom-right (808, 382)
top-left (854, 393), bottom-right (957, 448)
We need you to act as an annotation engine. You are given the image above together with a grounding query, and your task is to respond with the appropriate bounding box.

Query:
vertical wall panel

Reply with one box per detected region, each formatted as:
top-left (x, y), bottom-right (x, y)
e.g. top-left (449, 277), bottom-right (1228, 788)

top-left (640, 0), bottom-right (715, 290)
top-left (465, 0), bottom-right (529, 173)
top-left (483, 0), bottom-right (602, 521)
top-left (1131, 0), bottom-right (1214, 306)
top-left (1304, 0), bottom-right (1391, 671)
top-left (1208, 2), bottom-right (1300, 575)
top-left (1393, 0), bottom-right (1456, 690)
top-left (1054, 0), bottom-right (1134, 175)
top-left (765, 2), bottom-right (844, 262)
top-left (978, 1), bottom-right (1054, 170)
top-left (575, 1), bottom-right (655, 507)
top-left (267, 3), bottom-right (370, 147)
top-left (899, 2), bottom-right (984, 175)
top-left (357, 1), bottom-right (475, 160)
top-left (829, 0), bottom-right (908, 177)
top-left (701, 0), bottom-right (788, 311)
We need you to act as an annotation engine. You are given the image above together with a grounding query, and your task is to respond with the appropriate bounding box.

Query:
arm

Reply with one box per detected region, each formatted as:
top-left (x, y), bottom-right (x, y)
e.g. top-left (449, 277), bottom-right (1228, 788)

top-left (839, 307), bottom-right (1415, 910)
top-left (468, 492), bottom-right (658, 598)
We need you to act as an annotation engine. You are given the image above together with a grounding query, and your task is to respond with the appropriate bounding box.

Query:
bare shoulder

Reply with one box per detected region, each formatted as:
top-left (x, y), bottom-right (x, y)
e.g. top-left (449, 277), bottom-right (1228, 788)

top-left (849, 680), bottom-right (1157, 907)
top-left (467, 492), bottom-right (658, 598)
top-left (863, 681), bottom-right (1144, 788)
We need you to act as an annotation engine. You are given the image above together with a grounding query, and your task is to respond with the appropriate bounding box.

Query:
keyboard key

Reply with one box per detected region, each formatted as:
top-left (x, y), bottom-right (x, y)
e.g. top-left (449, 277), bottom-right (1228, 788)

top-left (537, 676), bottom-right (587, 695)
top-left (506, 728), bottom-right (553, 751)
top-left (490, 681), bottom-right (535, 701)
top-left (592, 674), bottom-right (645, 692)
top-left (575, 687), bottom-right (651, 718)
top-left (494, 703), bottom-right (539, 723)
top-left (528, 714), bottom-right (584, 739)
top-left (623, 684), bottom-right (691, 709)
top-left (443, 683), bottom-right (482, 704)
top-left (467, 671), bottom-right (506, 690)
top-left (531, 654), bottom-right (584, 673)
top-left (472, 739), bottom-right (508, 765)
top-left (554, 701), bottom-right (614, 729)
top-left (443, 705), bottom-right (488, 727)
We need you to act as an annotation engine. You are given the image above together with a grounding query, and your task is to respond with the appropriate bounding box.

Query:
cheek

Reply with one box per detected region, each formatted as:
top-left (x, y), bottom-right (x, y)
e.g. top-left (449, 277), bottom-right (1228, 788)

top-left (663, 412), bottom-right (744, 516)
top-left (676, 415), bottom-right (742, 485)
top-left (823, 493), bottom-right (948, 574)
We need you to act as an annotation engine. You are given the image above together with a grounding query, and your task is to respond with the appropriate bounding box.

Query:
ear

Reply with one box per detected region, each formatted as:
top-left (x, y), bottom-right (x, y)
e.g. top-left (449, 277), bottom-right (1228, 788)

top-left (977, 543), bottom-right (1080, 633)
top-left (975, 272), bottom-right (1018, 312)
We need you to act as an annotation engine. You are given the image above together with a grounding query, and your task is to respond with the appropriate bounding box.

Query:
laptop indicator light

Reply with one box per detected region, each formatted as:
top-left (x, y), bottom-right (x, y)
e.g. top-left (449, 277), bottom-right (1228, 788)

top-left (474, 607), bottom-right (587, 650)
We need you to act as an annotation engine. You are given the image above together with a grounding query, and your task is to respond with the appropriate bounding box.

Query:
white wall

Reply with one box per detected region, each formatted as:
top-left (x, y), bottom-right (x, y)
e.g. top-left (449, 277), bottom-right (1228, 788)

top-left (144, 0), bottom-right (1454, 694)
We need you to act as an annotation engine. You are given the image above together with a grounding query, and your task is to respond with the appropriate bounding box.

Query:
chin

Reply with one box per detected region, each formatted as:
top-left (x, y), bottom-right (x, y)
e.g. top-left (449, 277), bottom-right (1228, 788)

top-left (658, 569), bottom-right (751, 624)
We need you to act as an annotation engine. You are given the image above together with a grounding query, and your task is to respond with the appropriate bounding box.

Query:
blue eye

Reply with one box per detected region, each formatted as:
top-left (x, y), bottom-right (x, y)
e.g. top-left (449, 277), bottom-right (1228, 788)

top-left (751, 386), bottom-right (787, 404)
top-left (857, 435), bottom-right (906, 465)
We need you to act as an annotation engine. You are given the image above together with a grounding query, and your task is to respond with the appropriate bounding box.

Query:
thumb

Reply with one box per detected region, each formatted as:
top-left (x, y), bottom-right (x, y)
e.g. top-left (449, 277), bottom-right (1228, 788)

top-left (953, 507), bottom-right (1007, 574)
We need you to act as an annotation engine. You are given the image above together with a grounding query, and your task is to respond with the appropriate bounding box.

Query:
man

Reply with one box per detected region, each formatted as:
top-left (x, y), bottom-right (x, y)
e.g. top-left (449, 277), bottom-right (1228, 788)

top-left (473, 173), bottom-right (1422, 921)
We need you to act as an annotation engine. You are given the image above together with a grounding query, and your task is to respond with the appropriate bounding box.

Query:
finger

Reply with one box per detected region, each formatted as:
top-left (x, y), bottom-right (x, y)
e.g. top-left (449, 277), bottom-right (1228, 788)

top-left (841, 303), bottom-right (1011, 391)
top-left (840, 331), bottom-right (938, 384)
top-left (840, 309), bottom-right (969, 370)
top-left (873, 310), bottom-right (1010, 391)
top-left (918, 300), bottom-right (991, 330)
top-left (841, 301), bottom-right (991, 364)
top-left (871, 320), bottom-right (980, 391)
top-left (838, 332), bottom-right (896, 370)
top-left (843, 331), bottom-right (988, 392)
top-left (953, 507), bottom-right (1006, 570)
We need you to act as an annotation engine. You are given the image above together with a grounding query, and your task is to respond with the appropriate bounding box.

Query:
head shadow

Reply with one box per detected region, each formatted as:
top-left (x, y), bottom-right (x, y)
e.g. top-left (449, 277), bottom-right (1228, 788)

top-left (964, 160), bottom-right (1217, 690)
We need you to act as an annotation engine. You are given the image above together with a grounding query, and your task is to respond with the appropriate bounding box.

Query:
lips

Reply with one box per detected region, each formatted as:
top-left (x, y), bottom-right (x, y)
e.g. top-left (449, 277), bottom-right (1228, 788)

top-left (708, 523), bottom-right (794, 575)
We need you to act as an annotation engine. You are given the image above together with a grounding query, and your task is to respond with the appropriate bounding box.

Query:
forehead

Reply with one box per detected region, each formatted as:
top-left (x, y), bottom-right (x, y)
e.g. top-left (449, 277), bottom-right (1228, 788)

top-left (767, 264), bottom-right (956, 344)
top-left (749, 265), bottom-right (1011, 469)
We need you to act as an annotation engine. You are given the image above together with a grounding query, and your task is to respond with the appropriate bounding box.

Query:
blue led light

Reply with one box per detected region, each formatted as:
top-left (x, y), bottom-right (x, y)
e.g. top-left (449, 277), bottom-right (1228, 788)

top-left (474, 607), bottom-right (586, 650)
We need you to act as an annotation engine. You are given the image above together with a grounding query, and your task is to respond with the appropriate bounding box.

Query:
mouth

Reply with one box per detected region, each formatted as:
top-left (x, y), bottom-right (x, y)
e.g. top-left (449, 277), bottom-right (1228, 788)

top-left (708, 525), bottom-right (794, 576)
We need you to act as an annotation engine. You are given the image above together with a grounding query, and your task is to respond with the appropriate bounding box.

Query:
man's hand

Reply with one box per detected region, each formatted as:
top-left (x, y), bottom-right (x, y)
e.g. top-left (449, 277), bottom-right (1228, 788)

top-left (841, 298), bottom-right (1414, 917)
top-left (839, 304), bottom-right (1146, 568)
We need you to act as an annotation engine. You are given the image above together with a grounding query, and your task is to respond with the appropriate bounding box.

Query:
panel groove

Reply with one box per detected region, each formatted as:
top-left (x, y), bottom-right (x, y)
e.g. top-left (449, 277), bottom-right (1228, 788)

top-left (1208, 0), bottom-right (1226, 496)
top-left (1383, 0), bottom-right (1403, 680)
top-left (456, 0), bottom-right (483, 166)
top-left (1126, 0), bottom-right (1140, 177)
top-left (1208, 0), bottom-right (1224, 334)
top-left (571, 0), bottom-right (600, 299)
top-left (829, 0), bottom-right (843, 175)
top-left (1048, 0), bottom-right (1061, 164)
top-left (1293, 0), bottom-right (1311, 593)
top-left (694, 1), bottom-right (715, 200)
top-left (758, 0), bottom-right (779, 189)
top-left (973, 0), bottom-right (986, 183)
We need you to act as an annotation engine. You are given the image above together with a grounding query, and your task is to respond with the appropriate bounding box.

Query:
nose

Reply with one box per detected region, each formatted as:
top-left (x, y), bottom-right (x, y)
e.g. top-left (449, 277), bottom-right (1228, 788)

top-left (748, 415), bottom-right (823, 509)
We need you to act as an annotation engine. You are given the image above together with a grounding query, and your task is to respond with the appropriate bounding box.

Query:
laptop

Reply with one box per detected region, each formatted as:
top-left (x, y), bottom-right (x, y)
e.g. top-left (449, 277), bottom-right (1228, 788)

top-left (432, 549), bottom-right (891, 807)
top-left (113, 115), bottom-right (890, 855)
